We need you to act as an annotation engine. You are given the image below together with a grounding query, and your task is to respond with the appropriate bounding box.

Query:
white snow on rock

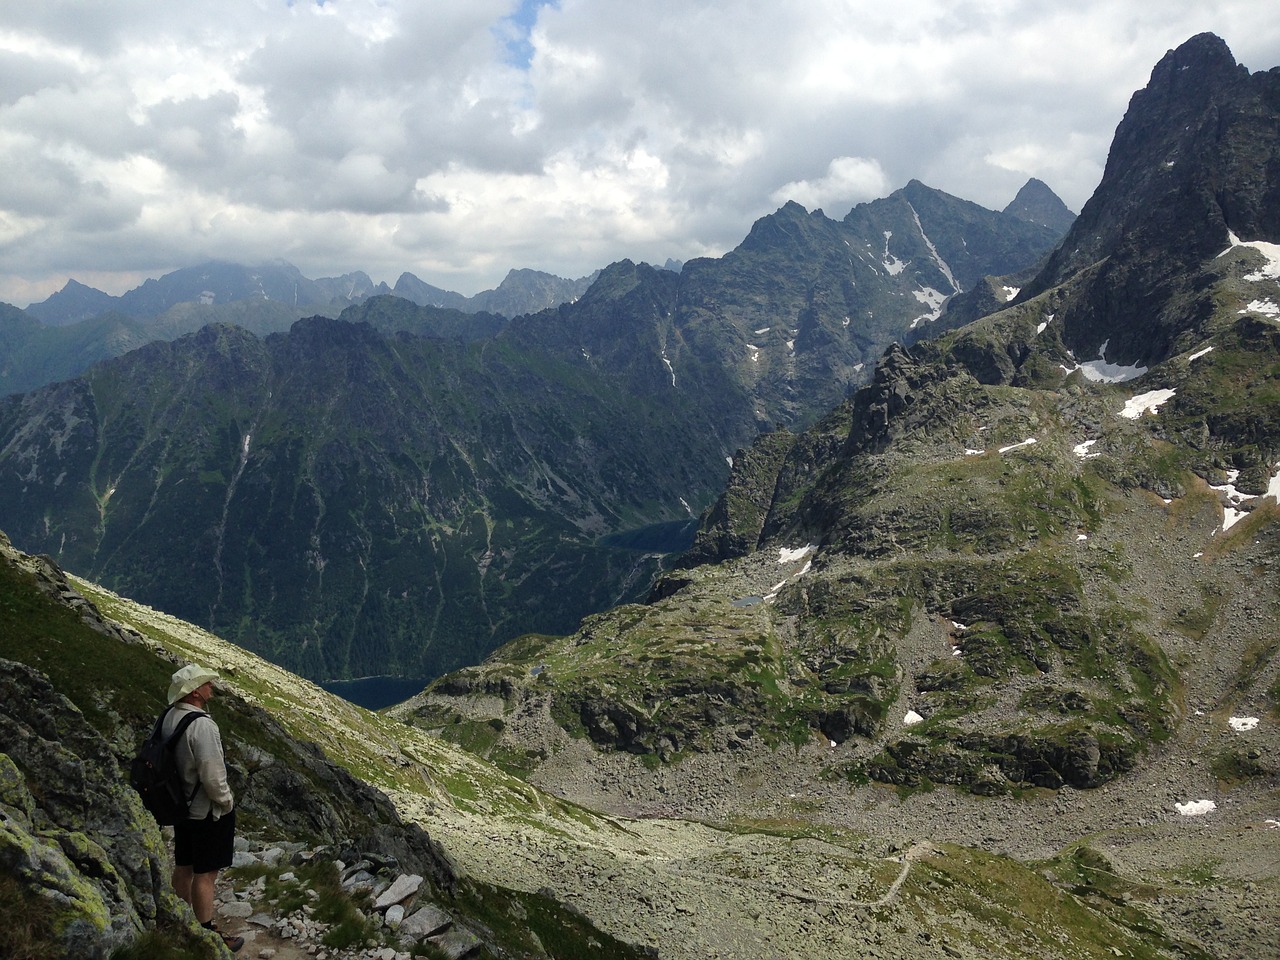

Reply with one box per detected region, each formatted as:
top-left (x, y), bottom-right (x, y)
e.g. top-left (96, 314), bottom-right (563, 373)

top-left (1036, 313), bottom-right (1054, 335)
top-left (1208, 468), bottom-right (1280, 532)
top-left (965, 448), bottom-right (984, 456)
top-left (1219, 232), bottom-right (1280, 281)
top-left (909, 286), bottom-right (947, 329)
top-left (1187, 345), bottom-right (1214, 362)
top-left (903, 710), bottom-right (924, 726)
top-left (746, 344), bottom-right (760, 363)
top-left (998, 438), bottom-right (1037, 454)
top-left (1267, 820), bottom-right (1280, 829)
top-left (754, 327), bottom-right (771, 335)
top-left (909, 203), bottom-right (960, 294)
top-left (1120, 389), bottom-right (1176, 419)
top-left (1073, 439), bottom-right (1099, 459)
top-left (1229, 716), bottom-right (1259, 732)
top-left (1002, 286), bottom-right (1020, 301)
top-left (1175, 799), bottom-right (1217, 817)
top-left (1060, 339), bottom-right (1150, 383)
top-left (1241, 299), bottom-right (1279, 316)
top-left (778, 545), bottom-right (815, 564)
top-left (881, 231), bottom-right (906, 275)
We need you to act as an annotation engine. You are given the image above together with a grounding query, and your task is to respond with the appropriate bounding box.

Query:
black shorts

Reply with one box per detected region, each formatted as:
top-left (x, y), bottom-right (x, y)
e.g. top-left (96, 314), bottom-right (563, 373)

top-left (174, 809), bottom-right (236, 874)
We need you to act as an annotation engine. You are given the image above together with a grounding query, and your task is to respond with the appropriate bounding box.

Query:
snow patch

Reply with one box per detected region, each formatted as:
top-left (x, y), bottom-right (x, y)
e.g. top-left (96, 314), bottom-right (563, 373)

top-left (778, 545), bottom-right (816, 564)
top-left (746, 344), bottom-right (760, 363)
top-left (1035, 313), bottom-right (1054, 335)
top-left (1175, 800), bottom-right (1216, 817)
top-left (908, 203), bottom-right (960, 294)
top-left (998, 438), bottom-right (1037, 454)
top-left (1229, 716), bottom-right (1259, 732)
top-left (725, 456), bottom-right (734, 468)
top-left (1187, 345), bottom-right (1214, 363)
top-left (881, 231), bottom-right (906, 275)
top-left (1065, 340), bottom-right (1149, 383)
top-left (908, 286), bottom-right (947, 329)
top-left (754, 327), bottom-right (771, 335)
top-left (1208, 467), bottom-right (1280, 532)
top-left (964, 448), bottom-right (984, 456)
top-left (1076, 358), bottom-right (1149, 383)
top-left (903, 710), bottom-right (924, 726)
top-left (1120, 389), bottom-right (1176, 419)
top-left (661, 349), bottom-right (675, 387)
top-left (1073, 439), bottom-right (1099, 459)
top-left (1219, 233), bottom-right (1280, 280)
top-left (1241, 299), bottom-right (1279, 317)
top-left (1001, 286), bottom-right (1020, 301)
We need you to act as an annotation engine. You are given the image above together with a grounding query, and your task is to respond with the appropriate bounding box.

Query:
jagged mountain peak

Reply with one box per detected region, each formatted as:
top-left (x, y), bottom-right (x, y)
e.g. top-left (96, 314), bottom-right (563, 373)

top-left (1020, 33), bottom-right (1280, 366)
top-left (1003, 177), bottom-right (1076, 233)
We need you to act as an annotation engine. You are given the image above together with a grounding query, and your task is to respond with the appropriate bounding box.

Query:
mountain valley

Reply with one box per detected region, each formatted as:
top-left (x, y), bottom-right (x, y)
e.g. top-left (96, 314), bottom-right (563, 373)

top-left (0, 30), bottom-right (1278, 960)
top-left (0, 177), bottom-right (1066, 683)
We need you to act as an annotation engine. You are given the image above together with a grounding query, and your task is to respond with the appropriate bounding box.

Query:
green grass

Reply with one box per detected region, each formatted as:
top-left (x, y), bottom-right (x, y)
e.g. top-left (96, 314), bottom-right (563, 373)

top-left (0, 869), bottom-right (64, 960)
top-left (916, 844), bottom-right (1216, 960)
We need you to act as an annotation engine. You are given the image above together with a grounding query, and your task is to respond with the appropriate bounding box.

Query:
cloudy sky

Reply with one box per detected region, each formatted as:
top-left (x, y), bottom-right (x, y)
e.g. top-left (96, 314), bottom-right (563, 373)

top-left (2, 1), bottom-right (1277, 307)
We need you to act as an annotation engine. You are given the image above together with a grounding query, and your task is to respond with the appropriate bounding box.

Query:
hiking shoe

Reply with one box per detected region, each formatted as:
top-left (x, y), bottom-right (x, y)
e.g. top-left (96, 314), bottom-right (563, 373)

top-left (219, 931), bottom-right (245, 953)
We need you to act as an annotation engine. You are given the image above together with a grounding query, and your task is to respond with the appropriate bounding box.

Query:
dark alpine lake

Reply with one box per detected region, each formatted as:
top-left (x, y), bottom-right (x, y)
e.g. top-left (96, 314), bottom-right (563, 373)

top-left (319, 675), bottom-right (431, 710)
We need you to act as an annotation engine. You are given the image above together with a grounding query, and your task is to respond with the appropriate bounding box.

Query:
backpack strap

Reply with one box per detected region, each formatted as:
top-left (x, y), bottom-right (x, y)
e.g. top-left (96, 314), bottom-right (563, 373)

top-left (163, 707), bottom-right (210, 807)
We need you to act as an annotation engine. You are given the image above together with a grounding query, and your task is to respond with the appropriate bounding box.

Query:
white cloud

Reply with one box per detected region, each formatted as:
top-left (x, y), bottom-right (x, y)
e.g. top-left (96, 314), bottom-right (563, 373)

top-left (1, 1), bottom-right (1278, 303)
top-left (771, 157), bottom-right (890, 212)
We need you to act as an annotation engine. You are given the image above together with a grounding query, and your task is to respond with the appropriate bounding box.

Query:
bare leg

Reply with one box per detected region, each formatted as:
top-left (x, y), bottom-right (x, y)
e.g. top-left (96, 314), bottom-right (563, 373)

top-left (191, 869), bottom-right (218, 925)
top-left (172, 864), bottom-right (193, 906)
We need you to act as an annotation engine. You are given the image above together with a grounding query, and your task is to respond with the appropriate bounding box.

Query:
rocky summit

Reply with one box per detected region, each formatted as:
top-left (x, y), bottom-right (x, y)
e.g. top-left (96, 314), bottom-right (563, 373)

top-left (1, 31), bottom-right (1278, 960)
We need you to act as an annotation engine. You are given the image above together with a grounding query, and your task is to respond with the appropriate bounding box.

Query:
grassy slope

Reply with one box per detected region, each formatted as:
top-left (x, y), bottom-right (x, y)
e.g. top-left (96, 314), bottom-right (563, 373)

top-left (50, 573), bottom-right (1232, 960)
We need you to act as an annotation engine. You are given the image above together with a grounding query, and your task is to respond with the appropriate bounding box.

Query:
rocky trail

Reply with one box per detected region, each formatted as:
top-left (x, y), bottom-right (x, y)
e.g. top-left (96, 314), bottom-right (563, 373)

top-left (209, 838), bottom-right (481, 960)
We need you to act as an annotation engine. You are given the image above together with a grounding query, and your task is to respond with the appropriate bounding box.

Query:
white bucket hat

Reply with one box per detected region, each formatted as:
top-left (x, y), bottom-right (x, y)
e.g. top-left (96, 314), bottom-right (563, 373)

top-left (168, 663), bottom-right (220, 704)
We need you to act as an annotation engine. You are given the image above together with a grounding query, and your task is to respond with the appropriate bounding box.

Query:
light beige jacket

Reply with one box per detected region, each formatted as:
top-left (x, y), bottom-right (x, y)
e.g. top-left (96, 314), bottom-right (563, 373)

top-left (161, 703), bottom-right (235, 820)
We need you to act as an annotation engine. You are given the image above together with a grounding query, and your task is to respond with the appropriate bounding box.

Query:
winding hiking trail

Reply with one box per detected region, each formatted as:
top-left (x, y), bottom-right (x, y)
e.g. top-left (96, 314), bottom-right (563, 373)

top-left (666, 840), bottom-right (938, 909)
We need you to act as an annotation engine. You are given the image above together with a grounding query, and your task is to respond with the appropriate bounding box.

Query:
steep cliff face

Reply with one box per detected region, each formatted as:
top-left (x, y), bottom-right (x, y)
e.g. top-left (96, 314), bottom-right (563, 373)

top-left (1021, 33), bottom-right (1280, 366)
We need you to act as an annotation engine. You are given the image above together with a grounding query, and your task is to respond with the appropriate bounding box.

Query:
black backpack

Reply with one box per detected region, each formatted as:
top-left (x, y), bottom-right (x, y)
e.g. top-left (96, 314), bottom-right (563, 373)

top-left (129, 706), bottom-right (207, 825)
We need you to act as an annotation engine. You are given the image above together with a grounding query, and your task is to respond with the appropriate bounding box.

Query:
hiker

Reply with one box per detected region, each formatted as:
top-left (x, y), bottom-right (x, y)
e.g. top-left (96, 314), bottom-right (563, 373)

top-left (164, 663), bottom-right (243, 953)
